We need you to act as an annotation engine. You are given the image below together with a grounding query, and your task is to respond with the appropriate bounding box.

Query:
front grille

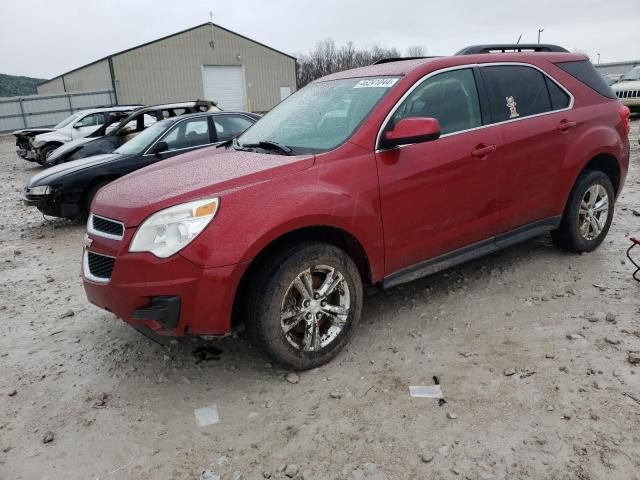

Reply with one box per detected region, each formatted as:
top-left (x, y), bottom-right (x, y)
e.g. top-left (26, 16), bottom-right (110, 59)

top-left (616, 90), bottom-right (640, 99)
top-left (91, 214), bottom-right (124, 239)
top-left (87, 252), bottom-right (115, 280)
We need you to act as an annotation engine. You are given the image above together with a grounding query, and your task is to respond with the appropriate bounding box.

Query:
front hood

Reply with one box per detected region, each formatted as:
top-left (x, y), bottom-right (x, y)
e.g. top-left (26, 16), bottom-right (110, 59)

top-left (26, 153), bottom-right (121, 187)
top-left (13, 128), bottom-right (54, 138)
top-left (612, 80), bottom-right (640, 90)
top-left (93, 147), bottom-right (315, 226)
top-left (46, 137), bottom-right (97, 164)
top-left (34, 130), bottom-right (70, 145)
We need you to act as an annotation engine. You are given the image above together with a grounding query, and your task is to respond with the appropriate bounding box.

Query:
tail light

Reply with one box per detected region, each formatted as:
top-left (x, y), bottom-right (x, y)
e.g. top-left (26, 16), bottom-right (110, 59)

top-left (619, 104), bottom-right (630, 135)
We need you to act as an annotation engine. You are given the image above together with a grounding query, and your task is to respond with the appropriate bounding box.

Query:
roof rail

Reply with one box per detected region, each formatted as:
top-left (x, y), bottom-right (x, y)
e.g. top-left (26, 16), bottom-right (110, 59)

top-left (455, 44), bottom-right (569, 55)
top-left (373, 56), bottom-right (438, 65)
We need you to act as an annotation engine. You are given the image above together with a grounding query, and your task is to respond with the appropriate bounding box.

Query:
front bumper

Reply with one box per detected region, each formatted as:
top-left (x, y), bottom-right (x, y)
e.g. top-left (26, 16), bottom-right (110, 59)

top-left (23, 193), bottom-right (80, 219)
top-left (82, 245), bottom-right (249, 336)
top-left (619, 97), bottom-right (640, 109)
top-left (16, 147), bottom-right (38, 161)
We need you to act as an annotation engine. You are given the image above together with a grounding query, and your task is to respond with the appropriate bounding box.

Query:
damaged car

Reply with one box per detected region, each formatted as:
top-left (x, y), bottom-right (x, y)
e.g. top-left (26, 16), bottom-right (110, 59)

top-left (24, 111), bottom-right (258, 219)
top-left (45, 100), bottom-right (220, 166)
top-left (14, 106), bottom-right (140, 165)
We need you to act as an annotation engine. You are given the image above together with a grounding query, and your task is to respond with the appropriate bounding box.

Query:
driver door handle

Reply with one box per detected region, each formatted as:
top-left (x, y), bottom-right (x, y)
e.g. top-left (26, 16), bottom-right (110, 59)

top-left (557, 120), bottom-right (577, 132)
top-left (471, 144), bottom-right (496, 158)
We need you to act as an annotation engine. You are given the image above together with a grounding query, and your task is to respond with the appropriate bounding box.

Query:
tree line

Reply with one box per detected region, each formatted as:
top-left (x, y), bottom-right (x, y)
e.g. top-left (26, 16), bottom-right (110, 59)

top-left (296, 39), bottom-right (426, 87)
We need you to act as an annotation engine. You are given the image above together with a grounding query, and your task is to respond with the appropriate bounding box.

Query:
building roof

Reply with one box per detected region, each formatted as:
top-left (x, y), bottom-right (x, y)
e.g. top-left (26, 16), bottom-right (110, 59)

top-left (39, 22), bottom-right (296, 87)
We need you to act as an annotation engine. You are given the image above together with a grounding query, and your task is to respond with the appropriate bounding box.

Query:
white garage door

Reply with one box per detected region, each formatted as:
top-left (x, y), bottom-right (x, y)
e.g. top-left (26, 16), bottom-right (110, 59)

top-left (202, 66), bottom-right (247, 111)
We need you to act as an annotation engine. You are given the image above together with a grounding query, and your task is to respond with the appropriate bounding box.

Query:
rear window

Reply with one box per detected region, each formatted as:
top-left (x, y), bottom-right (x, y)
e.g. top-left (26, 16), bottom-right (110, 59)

top-left (556, 60), bottom-right (616, 99)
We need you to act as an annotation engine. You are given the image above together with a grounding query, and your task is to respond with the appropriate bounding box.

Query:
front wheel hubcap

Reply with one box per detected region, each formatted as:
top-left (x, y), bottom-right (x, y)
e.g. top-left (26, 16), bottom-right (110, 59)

top-left (578, 184), bottom-right (609, 241)
top-left (280, 265), bottom-right (351, 352)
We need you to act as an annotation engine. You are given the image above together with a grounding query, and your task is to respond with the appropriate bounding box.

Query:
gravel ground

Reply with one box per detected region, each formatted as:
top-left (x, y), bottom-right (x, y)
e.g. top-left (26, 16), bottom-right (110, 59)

top-left (1, 120), bottom-right (639, 480)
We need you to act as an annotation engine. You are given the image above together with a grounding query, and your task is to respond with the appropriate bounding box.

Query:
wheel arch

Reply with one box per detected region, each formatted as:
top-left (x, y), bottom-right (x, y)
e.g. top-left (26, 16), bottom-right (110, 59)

top-left (231, 225), bottom-right (373, 331)
top-left (580, 153), bottom-right (620, 195)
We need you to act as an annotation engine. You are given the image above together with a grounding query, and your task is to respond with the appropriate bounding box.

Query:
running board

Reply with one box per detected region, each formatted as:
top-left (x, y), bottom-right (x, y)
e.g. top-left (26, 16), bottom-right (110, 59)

top-left (381, 217), bottom-right (561, 290)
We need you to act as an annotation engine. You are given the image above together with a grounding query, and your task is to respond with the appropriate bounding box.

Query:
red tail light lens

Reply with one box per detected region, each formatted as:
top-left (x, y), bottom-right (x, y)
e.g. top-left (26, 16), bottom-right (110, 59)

top-left (620, 104), bottom-right (630, 135)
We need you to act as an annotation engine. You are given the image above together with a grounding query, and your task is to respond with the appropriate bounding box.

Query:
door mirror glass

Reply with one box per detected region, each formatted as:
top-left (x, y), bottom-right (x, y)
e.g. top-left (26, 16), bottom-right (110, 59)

top-left (382, 117), bottom-right (441, 148)
top-left (149, 141), bottom-right (168, 155)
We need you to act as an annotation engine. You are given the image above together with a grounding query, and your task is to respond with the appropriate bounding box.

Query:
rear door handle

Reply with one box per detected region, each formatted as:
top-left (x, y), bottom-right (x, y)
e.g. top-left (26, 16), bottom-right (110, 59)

top-left (557, 120), bottom-right (577, 132)
top-left (471, 144), bottom-right (496, 158)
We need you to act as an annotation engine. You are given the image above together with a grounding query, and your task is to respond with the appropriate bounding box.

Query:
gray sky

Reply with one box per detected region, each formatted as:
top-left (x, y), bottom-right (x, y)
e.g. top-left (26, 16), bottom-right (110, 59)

top-left (1, 0), bottom-right (639, 79)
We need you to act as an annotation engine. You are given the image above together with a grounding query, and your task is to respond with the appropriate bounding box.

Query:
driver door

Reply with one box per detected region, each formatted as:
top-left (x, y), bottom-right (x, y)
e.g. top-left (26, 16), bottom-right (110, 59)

top-left (375, 68), bottom-right (506, 275)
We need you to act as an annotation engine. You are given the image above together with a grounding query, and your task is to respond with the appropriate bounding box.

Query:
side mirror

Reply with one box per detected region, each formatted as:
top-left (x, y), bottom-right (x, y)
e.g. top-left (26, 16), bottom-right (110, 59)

top-left (149, 141), bottom-right (168, 156)
top-left (382, 117), bottom-right (441, 148)
top-left (73, 122), bottom-right (83, 129)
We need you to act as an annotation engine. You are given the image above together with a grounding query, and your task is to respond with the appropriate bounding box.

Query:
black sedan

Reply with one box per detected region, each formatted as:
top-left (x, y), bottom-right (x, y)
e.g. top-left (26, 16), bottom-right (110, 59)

top-left (24, 111), bottom-right (258, 220)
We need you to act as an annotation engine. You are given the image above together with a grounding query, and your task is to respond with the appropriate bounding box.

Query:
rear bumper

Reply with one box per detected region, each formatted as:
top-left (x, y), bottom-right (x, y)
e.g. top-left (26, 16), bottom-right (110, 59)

top-left (82, 248), bottom-right (249, 336)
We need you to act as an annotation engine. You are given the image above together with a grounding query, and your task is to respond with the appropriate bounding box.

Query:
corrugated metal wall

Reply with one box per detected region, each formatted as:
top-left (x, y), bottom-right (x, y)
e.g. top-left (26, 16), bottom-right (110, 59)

top-left (37, 77), bottom-right (65, 94)
top-left (64, 60), bottom-right (112, 92)
top-left (112, 24), bottom-right (296, 111)
top-left (37, 60), bottom-right (112, 95)
top-left (0, 90), bottom-right (115, 133)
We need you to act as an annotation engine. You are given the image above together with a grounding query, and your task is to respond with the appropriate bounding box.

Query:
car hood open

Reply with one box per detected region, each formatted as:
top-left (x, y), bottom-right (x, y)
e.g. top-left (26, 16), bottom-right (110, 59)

top-left (92, 146), bottom-right (315, 227)
top-left (26, 153), bottom-right (121, 187)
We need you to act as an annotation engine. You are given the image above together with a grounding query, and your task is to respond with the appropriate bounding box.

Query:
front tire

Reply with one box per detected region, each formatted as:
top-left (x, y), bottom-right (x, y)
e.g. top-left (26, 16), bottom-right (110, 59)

top-left (38, 144), bottom-right (60, 165)
top-left (246, 242), bottom-right (363, 370)
top-left (552, 170), bottom-right (615, 253)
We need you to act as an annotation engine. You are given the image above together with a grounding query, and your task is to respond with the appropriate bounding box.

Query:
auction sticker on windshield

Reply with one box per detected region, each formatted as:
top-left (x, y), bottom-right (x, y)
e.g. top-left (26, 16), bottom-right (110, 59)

top-left (354, 78), bottom-right (399, 88)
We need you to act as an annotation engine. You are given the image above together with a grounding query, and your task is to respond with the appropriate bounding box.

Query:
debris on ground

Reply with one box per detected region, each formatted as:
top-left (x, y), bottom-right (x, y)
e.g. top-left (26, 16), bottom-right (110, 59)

top-left (193, 345), bottom-right (223, 363)
top-left (285, 373), bottom-right (299, 384)
top-left (194, 405), bottom-right (220, 427)
top-left (409, 385), bottom-right (444, 398)
top-left (42, 431), bottom-right (54, 444)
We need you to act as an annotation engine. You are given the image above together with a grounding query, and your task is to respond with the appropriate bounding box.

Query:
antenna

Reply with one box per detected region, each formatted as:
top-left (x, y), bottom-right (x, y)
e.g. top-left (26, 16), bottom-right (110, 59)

top-left (209, 10), bottom-right (215, 49)
top-left (516, 34), bottom-right (522, 45)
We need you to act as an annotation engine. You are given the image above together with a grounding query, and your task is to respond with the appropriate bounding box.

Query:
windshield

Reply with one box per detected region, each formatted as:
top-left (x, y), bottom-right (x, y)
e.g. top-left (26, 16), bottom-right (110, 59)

top-left (54, 113), bottom-right (82, 129)
top-left (238, 77), bottom-right (400, 154)
top-left (621, 67), bottom-right (640, 82)
top-left (114, 121), bottom-right (170, 155)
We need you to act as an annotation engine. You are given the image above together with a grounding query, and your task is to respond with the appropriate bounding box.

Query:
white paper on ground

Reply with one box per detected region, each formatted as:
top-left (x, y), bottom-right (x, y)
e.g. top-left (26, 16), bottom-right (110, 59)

top-left (194, 405), bottom-right (220, 426)
top-left (409, 385), bottom-right (444, 398)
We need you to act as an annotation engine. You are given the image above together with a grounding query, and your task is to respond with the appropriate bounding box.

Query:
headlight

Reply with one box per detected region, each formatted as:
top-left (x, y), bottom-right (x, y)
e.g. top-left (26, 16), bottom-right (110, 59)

top-left (28, 185), bottom-right (51, 195)
top-left (129, 198), bottom-right (219, 258)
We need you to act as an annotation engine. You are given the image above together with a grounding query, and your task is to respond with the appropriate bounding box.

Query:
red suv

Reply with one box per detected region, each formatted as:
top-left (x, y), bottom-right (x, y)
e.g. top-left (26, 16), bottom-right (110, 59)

top-left (82, 44), bottom-right (630, 369)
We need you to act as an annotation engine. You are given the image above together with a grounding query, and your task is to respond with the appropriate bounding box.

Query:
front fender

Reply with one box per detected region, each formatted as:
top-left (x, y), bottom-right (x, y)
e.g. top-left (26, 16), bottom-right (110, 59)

top-left (179, 152), bottom-right (385, 281)
top-left (34, 132), bottom-right (70, 147)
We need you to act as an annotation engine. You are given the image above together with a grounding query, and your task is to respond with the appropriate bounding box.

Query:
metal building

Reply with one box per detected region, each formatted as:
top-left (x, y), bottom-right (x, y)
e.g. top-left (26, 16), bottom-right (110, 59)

top-left (37, 23), bottom-right (297, 112)
top-left (594, 60), bottom-right (640, 76)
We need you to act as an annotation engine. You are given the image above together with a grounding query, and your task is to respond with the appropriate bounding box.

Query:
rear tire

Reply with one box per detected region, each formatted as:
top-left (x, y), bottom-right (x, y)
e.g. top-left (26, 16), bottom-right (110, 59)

top-left (551, 170), bottom-right (615, 253)
top-left (245, 242), bottom-right (363, 370)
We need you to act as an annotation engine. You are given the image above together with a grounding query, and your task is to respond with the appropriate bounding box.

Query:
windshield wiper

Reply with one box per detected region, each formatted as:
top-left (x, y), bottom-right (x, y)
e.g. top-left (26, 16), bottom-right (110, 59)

top-left (216, 135), bottom-right (241, 149)
top-left (240, 140), bottom-right (293, 156)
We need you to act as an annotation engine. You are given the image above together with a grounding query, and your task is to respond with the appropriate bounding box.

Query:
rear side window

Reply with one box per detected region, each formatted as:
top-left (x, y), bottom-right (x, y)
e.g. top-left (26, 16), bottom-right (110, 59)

top-left (482, 66), bottom-right (552, 122)
top-left (545, 77), bottom-right (571, 110)
top-left (555, 60), bottom-right (616, 99)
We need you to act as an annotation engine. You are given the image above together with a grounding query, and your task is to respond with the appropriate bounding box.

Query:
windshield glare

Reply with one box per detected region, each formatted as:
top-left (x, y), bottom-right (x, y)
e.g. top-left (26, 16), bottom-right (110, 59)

top-left (114, 121), bottom-right (169, 156)
top-left (54, 113), bottom-right (82, 129)
top-left (238, 77), bottom-right (400, 154)
top-left (621, 67), bottom-right (640, 81)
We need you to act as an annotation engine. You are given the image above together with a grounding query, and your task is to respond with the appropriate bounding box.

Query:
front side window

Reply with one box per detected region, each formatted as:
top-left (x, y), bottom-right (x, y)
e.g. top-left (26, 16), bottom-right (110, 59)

top-left (76, 113), bottom-right (105, 128)
top-left (388, 68), bottom-right (482, 135)
top-left (483, 66), bottom-right (553, 123)
top-left (161, 118), bottom-right (211, 151)
top-left (54, 113), bottom-right (82, 129)
top-left (214, 115), bottom-right (254, 142)
top-left (238, 77), bottom-right (400, 154)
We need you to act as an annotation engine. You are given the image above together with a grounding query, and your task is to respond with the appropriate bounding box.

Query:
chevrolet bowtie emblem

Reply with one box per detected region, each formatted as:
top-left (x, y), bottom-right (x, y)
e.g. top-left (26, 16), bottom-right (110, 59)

top-left (84, 234), bottom-right (93, 248)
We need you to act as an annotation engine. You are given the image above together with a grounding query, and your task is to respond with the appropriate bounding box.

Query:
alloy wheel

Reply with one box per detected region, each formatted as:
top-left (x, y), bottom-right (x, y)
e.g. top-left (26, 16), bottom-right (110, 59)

top-left (280, 264), bottom-right (351, 352)
top-left (578, 184), bottom-right (609, 241)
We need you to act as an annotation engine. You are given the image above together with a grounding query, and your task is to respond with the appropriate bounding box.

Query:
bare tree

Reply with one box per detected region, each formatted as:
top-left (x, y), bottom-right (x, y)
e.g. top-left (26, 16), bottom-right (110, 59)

top-left (296, 39), bottom-right (404, 87)
top-left (405, 45), bottom-right (427, 57)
